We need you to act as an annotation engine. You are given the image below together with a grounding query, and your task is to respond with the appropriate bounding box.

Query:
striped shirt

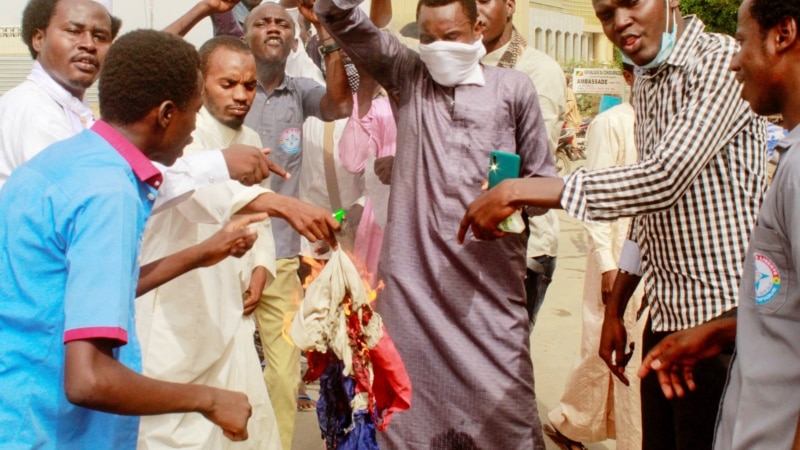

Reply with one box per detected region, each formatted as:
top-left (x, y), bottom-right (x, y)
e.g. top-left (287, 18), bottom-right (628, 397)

top-left (561, 17), bottom-right (767, 332)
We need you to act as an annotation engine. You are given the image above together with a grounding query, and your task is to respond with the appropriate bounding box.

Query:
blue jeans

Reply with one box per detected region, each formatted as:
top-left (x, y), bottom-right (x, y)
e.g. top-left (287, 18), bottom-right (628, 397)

top-left (524, 255), bottom-right (556, 327)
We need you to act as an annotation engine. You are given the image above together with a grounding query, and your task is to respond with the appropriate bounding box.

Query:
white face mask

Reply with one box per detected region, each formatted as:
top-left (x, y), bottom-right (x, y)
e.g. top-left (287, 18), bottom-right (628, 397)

top-left (418, 37), bottom-right (487, 87)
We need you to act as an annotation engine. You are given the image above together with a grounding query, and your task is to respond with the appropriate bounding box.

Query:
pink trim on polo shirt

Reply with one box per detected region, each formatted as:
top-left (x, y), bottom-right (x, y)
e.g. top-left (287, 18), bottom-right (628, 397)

top-left (91, 120), bottom-right (163, 188)
top-left (64, 326), bottom-right (129, 345)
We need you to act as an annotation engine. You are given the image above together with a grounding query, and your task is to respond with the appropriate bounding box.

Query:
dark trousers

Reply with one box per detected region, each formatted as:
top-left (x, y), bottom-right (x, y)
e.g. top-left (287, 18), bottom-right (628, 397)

top-left (641, 318), bottom-right (732, 450)
top-left (524, 255), bottom-right (556, 327)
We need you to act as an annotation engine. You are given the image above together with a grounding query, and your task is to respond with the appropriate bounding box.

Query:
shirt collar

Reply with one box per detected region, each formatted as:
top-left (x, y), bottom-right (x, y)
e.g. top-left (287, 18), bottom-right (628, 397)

top-left (775, 123), bottom-right (800, 156)
top-left (27, 61), bottom-right (95, 131)
top-left (482, 40), bottom-right (510, 66)
top-left (91, 120), bottom-right (163, 188)
top-left (666, 15), bottom-right (703, 68)
top-left (258, 74), bottom-right (290, 95)
top-left (198, 106), bottom-right (240, 145)
top-left (637, 15), bottom-right (704, 77)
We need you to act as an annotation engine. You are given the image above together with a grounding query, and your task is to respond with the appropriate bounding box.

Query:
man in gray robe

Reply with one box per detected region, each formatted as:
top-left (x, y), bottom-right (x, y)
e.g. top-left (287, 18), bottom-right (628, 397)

top-left (305, 0), bottom-right (556, 447)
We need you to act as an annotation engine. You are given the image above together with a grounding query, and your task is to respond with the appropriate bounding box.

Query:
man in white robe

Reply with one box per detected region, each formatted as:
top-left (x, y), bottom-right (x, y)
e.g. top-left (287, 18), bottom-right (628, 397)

top-left (136, 36), bottom-right (340, 450)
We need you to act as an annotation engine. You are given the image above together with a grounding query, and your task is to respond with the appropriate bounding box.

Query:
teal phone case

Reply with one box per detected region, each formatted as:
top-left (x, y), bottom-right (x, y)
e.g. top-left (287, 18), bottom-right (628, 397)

top-left (488, 151), bottom-right (521, 189)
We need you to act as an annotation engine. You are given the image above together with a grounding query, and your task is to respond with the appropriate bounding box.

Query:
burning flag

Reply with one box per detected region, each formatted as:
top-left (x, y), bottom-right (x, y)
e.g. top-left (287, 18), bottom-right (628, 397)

top-left (290, 248), bottom-right (411, 449)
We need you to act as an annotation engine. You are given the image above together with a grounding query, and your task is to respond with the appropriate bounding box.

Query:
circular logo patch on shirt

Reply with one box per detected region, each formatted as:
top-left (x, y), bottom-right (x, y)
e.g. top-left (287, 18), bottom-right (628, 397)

top-left (754, 253), bottom-right (781, 305)
top-left (279, 128), bottom-right (301, 155)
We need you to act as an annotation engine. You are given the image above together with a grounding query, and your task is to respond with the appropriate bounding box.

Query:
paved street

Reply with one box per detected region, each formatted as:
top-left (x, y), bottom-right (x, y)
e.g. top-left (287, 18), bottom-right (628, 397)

top-left (292, 208), bottom-right (617, 450)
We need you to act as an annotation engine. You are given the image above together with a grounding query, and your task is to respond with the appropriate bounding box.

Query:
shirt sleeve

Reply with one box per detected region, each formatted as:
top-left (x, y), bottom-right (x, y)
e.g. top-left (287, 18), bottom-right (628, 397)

top-left (211, 11), bottom-right (244, 38)
top-left (251, 218), bottom-right (277, 283)
top-left (515, 75), bottom-right (557, 180)
top-left (299, 78), bottom-right (326, 121)
top-left (518, 55), bottom-right (567, 154)
top-left (582, 114), bottom-right (621, 274)
top-left (560, 47), bottom-right (754, 222)
top-left (316, 0), bottom-right (421, 98)
top-left (511, 74), bottom-right (558, 218)
top-left (175, 181), bottom-right (270, 225)
top-left (0, 96), bottom-right (74, 183)
top-left (152, 149), bottom-right (230, 214)
top-left (62, 189), bottom-right (141, 345)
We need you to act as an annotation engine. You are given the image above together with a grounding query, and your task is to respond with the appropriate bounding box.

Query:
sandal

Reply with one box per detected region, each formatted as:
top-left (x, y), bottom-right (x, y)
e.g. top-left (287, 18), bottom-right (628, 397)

top-left (297, 393), bottom-right (316, 412)
top-left (542, 423), bottom-right (587, 450)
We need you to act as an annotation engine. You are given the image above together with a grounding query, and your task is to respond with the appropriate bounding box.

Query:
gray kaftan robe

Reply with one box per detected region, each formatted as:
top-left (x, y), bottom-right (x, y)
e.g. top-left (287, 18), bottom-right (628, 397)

top-left (318, 1), bottom-right (557, 448)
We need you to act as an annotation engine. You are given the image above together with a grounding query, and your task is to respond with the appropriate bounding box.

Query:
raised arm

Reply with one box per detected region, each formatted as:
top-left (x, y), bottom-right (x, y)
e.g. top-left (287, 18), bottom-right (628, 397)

top-left (164, 0), bottom-right (242, 37)
top-left (295, 1), bottom-right (352, 120)
top-left (309, 0), bottom-right (419, 96)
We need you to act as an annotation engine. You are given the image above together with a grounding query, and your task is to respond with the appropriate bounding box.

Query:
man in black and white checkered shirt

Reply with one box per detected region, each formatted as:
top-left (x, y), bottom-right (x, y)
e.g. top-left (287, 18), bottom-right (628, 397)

top-left (458, 0), bottom-right (767, 447)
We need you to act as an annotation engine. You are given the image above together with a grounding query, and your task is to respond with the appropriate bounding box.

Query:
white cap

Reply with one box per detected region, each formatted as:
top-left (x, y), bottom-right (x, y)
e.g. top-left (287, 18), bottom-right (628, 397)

top-left (92, 0), bottom-right (113, 14)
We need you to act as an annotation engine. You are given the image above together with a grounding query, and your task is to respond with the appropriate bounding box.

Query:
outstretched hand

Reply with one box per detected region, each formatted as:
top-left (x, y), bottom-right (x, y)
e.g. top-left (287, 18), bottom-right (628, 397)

top-left (277, 197), bottom-right (341, 250)
top-left (457, 179), bottom-right (517, 244)
top-left (223, 145), bottom-right (290, 187)
top-left (638, 318), bottom-right (736, 399)
top-left (198, 213), bottom-right (268, 267)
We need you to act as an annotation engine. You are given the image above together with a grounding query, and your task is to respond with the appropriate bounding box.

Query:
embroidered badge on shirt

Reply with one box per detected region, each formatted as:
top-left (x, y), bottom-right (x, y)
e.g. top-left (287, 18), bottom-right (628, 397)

top-left (279, 128), bottom-right (301, 154)
top-left (754, 253), bottom-right (781, 305)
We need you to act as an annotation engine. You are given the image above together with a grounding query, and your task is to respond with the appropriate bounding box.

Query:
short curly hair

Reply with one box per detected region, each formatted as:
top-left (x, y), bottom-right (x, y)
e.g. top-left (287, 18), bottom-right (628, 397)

top-left (21, 0), bottom-right (122, 59)
top-left (750, 0), bottom-right (800, 38)
top-left (99, 30), bottom-right (200, 125)
top-left (416, 0), bottom-right (477, 26)
top-left (198, 35), bottom-right (252, 78)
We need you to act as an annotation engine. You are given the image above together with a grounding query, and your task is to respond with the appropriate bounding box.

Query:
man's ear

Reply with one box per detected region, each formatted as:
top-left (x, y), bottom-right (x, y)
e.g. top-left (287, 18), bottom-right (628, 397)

top-left (157, 101), bottom-right (176, 129)
top-left (32, 28), bottom-right (45, 55)
top-left (623, 70), bottom-right (634, 86)
top-left (474, 19), bottom-right (485, 37)
top-left (292, 37), bottom-right (299, 53)
top-left (774, 16), bottom-right (798, 54)
top-left (506, 0), bottom-right (517, 19)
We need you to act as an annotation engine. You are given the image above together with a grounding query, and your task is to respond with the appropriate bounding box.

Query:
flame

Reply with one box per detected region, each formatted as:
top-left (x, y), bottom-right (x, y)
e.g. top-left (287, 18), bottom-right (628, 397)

top-left (301, 256), bottom-right (326, 290)
top-left (344, 248), bottom-right (384, 304)
top-left (281, 251), bottom-right (384, 343)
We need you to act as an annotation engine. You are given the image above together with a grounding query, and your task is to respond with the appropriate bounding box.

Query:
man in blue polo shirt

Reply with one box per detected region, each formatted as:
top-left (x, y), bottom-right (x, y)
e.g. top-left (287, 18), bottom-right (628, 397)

top-left (0, 30), bottom-right (256, 449)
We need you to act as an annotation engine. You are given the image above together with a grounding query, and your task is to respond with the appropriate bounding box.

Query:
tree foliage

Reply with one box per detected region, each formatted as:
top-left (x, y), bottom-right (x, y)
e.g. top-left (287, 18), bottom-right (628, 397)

top-left (680, 0), bottom-right (740, 36)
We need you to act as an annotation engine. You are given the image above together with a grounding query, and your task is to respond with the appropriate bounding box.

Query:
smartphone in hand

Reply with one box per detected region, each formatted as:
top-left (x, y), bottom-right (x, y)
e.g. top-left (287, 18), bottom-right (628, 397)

top-left (488, 151), bottom-right (520, 189)
top-left (487, 151), bottom-right (525, 233)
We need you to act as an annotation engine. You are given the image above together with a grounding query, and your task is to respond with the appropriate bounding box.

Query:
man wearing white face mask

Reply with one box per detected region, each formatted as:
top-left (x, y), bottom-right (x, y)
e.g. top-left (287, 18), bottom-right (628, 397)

top-left (307, 0), bottom-right (555, 448)
top-left (457, 0), bottom-right (768, 448)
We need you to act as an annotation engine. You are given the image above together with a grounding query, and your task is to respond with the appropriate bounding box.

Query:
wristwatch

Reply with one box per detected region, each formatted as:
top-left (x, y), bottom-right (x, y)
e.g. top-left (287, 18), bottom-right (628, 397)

top-left (318, 41), bottom-right (341, 57)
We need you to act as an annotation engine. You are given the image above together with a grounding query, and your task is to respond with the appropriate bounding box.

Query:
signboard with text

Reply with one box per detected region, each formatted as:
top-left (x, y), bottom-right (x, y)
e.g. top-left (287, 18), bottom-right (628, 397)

top-left (572, 68), bottom-right (625, 96)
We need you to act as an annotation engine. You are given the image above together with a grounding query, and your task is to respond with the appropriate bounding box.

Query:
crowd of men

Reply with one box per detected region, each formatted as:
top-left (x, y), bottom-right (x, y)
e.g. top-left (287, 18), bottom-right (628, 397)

top-left (0, 0), bottom-right (798, 449)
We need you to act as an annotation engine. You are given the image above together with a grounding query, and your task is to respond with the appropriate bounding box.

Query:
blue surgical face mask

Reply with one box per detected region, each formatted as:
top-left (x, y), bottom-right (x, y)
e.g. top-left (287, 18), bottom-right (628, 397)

top-left (621, 0), bottom-right (678, 69)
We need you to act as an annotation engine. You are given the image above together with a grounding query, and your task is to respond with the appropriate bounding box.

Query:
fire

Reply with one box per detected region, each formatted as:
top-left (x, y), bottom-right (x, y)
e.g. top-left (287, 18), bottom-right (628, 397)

top-left (301, 256), bottom-right (326, 290)
top-left (345, 249), bottom-right (384, 303)
top-left (281, 250), bottom-right (384, 344)
top-left (301, 250), bottom-right (384, 302)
